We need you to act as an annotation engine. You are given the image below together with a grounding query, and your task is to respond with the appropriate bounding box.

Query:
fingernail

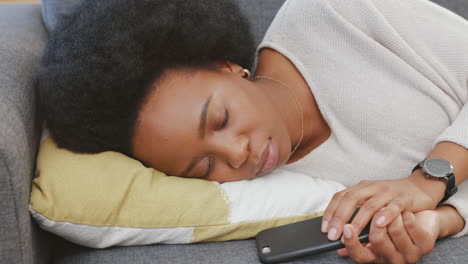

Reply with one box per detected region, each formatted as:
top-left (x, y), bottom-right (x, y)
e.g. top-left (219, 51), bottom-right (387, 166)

top-left (376, 216), bottom-right (386, 226)
top-left (321, 220), bottom-right (328, 232)
top-left (328, 228), bottom-right (337, 240)
top-left (341, 236), bottom-right (345, 244)
top-left (343, 225), bottom-right (352, 239)
top-left (380, 207), bottom-right (386, 211)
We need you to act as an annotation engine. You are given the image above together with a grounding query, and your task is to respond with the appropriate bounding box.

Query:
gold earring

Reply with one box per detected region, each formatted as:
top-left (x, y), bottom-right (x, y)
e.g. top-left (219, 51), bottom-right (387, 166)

top-left (242, 69), bottom-right (251, 79)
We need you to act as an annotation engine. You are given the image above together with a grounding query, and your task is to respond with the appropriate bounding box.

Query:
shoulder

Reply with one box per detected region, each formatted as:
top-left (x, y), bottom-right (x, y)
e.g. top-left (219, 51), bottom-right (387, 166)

top-left (264, 0), bottom-right (382, 37)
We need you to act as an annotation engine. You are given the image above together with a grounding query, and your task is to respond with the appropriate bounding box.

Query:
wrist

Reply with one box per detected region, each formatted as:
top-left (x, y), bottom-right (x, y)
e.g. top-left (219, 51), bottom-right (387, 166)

top-left (435, 205), bottom-right (465, 238)
top-left (408, 169), bottom-right (446, 208)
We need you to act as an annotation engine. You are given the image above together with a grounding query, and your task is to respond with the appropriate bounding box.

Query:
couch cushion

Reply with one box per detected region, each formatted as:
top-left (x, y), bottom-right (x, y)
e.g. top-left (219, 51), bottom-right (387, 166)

top-left (0, 3), bottom-right (50, 264)
top-left (41, 0), bottom-right (467, 43)
top-left (41, 0), bottom-right (287, 47)
top-left (431, 0), bottom-right (468, 19)
top-left (52, 235), bottom-right (468, 264)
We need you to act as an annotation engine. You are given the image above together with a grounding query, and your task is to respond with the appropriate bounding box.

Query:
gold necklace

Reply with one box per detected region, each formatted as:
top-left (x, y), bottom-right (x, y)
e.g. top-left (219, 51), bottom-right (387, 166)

top-left (253, 75), bottom-right (304, 157)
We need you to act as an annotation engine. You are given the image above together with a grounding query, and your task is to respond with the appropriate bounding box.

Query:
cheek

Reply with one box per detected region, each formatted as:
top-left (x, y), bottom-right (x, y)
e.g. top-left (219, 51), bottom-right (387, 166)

top-left (240, 89), bottom-right (291, 163)
top-left (231, 91), bottom-right (277, 136)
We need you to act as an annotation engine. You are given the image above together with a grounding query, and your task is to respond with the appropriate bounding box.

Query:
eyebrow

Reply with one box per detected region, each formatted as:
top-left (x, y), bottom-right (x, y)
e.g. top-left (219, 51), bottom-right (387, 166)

top-left (199, 95), bottom-right (213, 140)
top-left (180, 95), bottom-right (213, 177)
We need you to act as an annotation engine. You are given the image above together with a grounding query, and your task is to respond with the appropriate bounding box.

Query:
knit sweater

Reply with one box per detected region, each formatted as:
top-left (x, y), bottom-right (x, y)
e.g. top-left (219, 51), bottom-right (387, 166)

top-left (255, 0), bottom-right (468, 237)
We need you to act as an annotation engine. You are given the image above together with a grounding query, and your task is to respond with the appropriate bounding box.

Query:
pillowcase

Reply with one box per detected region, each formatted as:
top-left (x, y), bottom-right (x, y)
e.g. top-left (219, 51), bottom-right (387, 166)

top-left (30, 136), bottom-right (344, 249)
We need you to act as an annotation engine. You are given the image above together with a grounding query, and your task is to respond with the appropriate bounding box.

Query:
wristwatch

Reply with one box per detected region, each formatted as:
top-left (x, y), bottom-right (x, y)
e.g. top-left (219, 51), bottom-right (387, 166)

top-left (412, 158), bottom-right (458, 204)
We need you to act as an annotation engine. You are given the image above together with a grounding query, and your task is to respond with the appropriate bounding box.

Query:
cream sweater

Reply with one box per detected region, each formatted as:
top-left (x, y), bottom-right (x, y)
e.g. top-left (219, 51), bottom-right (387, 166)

top-left (255, 0), bottom-right (468, 237)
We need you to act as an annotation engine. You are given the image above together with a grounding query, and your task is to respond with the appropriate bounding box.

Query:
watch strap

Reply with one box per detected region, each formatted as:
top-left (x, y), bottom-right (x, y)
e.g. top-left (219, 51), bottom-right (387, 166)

top-left (411, 162), bottom-right (458, 205)
top-left (440, 173), bottom-right (458, 204)
top-left (411, 162), bottom-right (422, 173)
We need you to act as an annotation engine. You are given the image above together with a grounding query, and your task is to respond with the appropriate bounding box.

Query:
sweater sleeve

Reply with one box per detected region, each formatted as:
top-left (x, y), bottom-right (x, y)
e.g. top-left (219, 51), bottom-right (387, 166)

top-left (368, 0), bottom-right (468, 237)
top-left (369, 0), bottom-right (468, 139)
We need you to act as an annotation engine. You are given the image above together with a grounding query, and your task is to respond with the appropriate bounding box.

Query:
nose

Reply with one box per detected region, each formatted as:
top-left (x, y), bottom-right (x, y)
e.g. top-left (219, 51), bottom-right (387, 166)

top-left (212, 134), bottom-right (249, 169)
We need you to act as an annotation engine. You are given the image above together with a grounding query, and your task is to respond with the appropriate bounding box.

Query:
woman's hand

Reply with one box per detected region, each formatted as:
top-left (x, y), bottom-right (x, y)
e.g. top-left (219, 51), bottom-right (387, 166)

top-left (321, 175), bottom-right (438, 241)
top-left (323, 141), bottom-right (468, 241)
top-left (337, 210), bottom-right (441, 264)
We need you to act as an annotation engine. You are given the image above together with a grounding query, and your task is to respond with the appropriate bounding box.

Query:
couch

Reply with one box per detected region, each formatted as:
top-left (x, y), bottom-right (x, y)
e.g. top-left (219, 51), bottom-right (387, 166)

top-left (1, 0), bottom-right (467, 263)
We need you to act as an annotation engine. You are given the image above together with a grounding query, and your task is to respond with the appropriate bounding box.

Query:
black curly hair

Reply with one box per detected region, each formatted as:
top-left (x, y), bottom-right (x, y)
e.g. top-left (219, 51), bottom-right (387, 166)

top-left (39, 0), bottom-right (255, 156)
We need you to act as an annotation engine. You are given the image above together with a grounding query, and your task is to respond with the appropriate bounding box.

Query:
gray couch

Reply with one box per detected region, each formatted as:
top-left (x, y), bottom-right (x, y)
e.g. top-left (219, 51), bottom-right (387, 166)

top-left (1, 0), bottom-right (467, 263)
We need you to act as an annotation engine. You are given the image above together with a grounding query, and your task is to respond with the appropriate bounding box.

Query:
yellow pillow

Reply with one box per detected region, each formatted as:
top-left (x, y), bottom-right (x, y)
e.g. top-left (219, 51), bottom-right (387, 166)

top-left (30, 137), bottom-right (344, 248)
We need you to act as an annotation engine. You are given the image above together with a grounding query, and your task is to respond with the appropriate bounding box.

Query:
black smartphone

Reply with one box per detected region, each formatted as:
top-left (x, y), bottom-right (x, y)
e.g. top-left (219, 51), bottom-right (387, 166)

top-left (256, 207), bottom-right (370, 264)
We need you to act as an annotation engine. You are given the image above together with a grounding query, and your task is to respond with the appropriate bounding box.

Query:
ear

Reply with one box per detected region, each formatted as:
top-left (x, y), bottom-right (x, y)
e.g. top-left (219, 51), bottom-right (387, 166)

top-left (213, 61), bottom-right (245, 78)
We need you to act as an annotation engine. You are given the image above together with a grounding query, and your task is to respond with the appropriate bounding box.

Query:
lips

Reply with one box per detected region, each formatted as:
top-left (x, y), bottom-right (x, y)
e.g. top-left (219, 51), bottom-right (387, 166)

top-left (257, 138), bottom-right (279, 174)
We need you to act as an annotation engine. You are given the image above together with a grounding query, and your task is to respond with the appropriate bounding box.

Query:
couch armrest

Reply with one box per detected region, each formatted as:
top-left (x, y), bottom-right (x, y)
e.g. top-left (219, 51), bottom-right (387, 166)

top-left (0, 3), bottom-right (50, 264)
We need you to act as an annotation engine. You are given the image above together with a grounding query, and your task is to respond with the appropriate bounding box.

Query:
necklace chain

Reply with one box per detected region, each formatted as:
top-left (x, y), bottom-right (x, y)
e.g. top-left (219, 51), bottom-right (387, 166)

top-left (253, 75), bottom-right (304, 157)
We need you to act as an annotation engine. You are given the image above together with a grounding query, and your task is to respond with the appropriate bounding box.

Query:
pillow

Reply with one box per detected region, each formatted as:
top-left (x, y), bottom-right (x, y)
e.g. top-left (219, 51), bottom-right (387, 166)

top-left (30, 136), bottom-right (344, 249)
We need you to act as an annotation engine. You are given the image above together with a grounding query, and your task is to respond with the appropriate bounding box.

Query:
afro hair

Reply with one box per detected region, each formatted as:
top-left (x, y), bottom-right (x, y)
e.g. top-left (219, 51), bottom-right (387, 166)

top-left (39, 0), bottom-right (255, 156)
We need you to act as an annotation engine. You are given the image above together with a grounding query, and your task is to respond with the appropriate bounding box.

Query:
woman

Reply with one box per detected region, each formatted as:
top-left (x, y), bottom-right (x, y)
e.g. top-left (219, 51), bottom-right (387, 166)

top-left (39, 0), bottom-right (467, 263)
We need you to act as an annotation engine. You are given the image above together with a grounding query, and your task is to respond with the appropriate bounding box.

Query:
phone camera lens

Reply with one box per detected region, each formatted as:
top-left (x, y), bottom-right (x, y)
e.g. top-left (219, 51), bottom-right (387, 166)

top-left (261, 246), bottom-right (271, 254)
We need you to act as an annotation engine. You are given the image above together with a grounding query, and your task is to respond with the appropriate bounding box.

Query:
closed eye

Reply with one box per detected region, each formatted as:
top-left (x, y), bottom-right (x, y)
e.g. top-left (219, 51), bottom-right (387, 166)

top-left (216, 107), bottom-right (229, 130)
top-left (201, 108), bottom-right (228, 179)
top-left (201, 155), bottom-right (214, 179)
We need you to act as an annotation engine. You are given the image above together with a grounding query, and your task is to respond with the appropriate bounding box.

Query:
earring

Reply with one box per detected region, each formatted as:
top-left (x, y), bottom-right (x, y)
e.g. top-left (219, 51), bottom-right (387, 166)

top-left (242, 69), bottom-right (251, 79)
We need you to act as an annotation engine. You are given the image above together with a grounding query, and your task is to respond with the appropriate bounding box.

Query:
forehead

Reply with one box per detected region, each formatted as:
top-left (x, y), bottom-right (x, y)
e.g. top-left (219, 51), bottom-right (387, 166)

top-left (142, 72), bottom-right (206, 135)
top-left (131, 69), bottom-right (214, 173)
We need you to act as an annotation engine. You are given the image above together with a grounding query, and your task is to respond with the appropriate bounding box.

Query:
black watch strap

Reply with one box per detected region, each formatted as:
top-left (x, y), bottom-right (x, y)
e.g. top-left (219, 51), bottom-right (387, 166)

top-left (440, 174), bottom-right (458, 204)
top-left (412, 163), bottom-right (458, 205)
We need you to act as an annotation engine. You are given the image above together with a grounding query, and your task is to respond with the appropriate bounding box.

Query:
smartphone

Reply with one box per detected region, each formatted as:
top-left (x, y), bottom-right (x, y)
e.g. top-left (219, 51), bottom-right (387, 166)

top-left (256, 207), bottom-right (370, 264)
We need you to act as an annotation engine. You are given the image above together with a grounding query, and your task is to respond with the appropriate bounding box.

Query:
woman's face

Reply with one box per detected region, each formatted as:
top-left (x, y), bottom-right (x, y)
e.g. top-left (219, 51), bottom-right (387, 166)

top-left (131, 63), bottom-right (293, 182)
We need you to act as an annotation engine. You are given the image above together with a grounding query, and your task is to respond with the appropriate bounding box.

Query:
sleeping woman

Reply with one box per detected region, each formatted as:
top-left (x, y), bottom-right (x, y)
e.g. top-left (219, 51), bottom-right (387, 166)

top-left (39, 0), bottom-right (467, 263)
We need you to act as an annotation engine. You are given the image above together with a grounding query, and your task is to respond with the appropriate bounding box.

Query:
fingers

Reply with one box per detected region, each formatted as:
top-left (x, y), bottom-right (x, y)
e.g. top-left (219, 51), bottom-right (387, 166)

top-left (350, 195), bottom-right (391, 236)
top-left (336, 248), bottom-right (348, 257)
top-left (323, 179), bottom-right (429, 245)
top-left (402, 212), bottom-right (424, 242)
top-left (403, 212), bottom-right (436, 256)
top-left (322, 181), bottom-right (373, 233)
top-left (326, 203), bottom-right (358, 241)
top-left (336, 243), bottom-right (371, 257)
top-left (387, 214), bottom-right (420, 263)
top-left (341, 224), bottom-right (376, 263)
top-left (369, 216), bottom-right (405, 264)
top-left (322, 189), bottom-right (351, 233)
top-left (342, 212), bottom-right (437, 264)
top-left (323, 181), bottom-right (377, 240)
top-left (372, 195), bottom-right (412, 228)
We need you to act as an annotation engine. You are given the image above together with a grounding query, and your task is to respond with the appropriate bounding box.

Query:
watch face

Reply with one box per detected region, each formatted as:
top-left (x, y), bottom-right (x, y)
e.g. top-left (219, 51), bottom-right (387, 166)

top-left (423, 158), bottom-right (452, 178)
